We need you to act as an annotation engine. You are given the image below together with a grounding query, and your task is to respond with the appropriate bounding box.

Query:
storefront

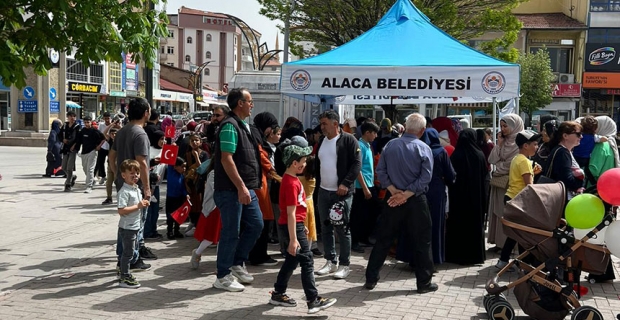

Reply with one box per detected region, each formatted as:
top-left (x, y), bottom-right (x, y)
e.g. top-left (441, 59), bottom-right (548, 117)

top-left (582, 42), bottom-right (620, 122)
top-left (153, 89), bottom-right (191, 114)
top-left (0, 76), bottom-right (10, 131)
top-left (66, 81), bottom-right (106, 119)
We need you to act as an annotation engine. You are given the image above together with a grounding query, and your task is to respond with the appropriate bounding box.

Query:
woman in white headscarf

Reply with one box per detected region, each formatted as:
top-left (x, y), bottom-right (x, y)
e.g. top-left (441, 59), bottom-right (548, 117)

top-left (587, 116), bottom-right (620, 188)
top-left (487, 114), bottom-right (524, 250)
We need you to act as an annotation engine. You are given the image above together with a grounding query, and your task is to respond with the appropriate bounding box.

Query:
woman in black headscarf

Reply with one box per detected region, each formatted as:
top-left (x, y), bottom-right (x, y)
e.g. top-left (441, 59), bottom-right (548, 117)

top-left (44, 119), bottom-right (65, 177)
top-left (445, 129), bottom-right (489, 265)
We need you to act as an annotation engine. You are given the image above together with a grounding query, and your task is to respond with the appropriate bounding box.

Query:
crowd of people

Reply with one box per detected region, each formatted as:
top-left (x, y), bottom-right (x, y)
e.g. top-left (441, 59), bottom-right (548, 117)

top-left (43, 87), bottom-right (620, 313)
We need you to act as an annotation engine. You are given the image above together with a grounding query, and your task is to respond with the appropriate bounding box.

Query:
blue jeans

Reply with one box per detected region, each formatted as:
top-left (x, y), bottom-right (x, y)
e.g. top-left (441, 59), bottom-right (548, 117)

top-left (117, 207), bottom-right (147, 263)
top-left (317, 188), bottom-right (353, 266)
top-left (118, 228), bottom-right (138, 275)
top-left (214, 189), bottom-right (264, 279)
top-left (144, 186), bottom-right (160, 237)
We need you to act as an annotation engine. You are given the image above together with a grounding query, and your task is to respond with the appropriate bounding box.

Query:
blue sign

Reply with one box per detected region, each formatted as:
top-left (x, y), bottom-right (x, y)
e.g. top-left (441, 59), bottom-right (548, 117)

top-left (50, 101), bottom-right (60, 113)
top-left (18, 100), bottom-right (38, 113)
top-left (50, 88), bottom-right (57, 101)
top-left (23, 86), bottom-right (35, 100)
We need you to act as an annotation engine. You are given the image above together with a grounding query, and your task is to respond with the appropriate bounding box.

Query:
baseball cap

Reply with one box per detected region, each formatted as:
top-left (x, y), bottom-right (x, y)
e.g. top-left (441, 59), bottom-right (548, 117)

top-left (282, 144), bottom-right (313, 167)
top-left (516, 130), bottom-right (541, 147)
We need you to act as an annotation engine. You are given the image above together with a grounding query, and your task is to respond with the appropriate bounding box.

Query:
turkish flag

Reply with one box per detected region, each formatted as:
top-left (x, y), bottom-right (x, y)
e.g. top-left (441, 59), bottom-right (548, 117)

top-left (160, 144), bottom-right (178, 165)
top-left (165, 125), bottom-right (175, 138)
top-left (171, 199), bottom-right (192, 224)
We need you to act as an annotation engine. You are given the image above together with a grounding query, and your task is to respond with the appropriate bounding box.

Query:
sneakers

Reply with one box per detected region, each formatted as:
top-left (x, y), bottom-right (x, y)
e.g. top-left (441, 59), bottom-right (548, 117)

top-left (119, 274), bottom-right (140, 288)
top-left (351, 244), bottom-right (365, 253)
top-left (315, 261), bottom-right (338, 276)
top-left (495, 260), bottom-right (515, 272)
top-left (307, 297), bottom-right (337, 314)
top-left (251, 258), bottom-right (278, 266)
top-left (99, 177), bottom-right (106, 185)
top-left (145, 233), bottom-right (163, 240)
top-left (84, 187), bottom-right (92, 194)
top-left (102, 198), bottom-right (113, 205)
top-left (311, 248), bottom-right (323, 257)
top-left (230, 264), bottom-right (254, 284)
top-left (213, 274), bottom-right (245, 292)
top-left (190, 249), bottom-right (201, 269)
top-left (269, 292), bottom-right (297, 307)
top-left (417, 282), bottom-right (439, 294)
top-left (64, 185), bottom-right (71, 192)
top-left (139, 246), bottom-right (158, 260)
top-left (184, 226), bottom-right (195, 237)
top-left (71, 175), bottom-right (77, 187)
top-left (333, 265), bottom-right (351, 279)
top-left (130, 259), bottom-right (151, 271)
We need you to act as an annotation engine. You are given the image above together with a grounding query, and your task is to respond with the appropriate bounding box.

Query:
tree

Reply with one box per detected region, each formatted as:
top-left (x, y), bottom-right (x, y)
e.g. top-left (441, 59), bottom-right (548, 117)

top-left (257, 0), bottom-right (524, 62)
top-left (517, 48), bottom-right (554, 127)
top-left (0, 0), bottom-right (169, 88)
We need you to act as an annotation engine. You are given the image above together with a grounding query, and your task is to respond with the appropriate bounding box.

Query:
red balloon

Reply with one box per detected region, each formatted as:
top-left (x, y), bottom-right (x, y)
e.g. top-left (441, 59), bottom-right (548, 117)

top-left (597, 168), bottom-right (620, 205)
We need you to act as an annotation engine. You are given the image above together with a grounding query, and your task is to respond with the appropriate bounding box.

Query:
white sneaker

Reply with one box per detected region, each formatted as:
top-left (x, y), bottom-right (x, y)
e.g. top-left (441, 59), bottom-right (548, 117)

top-left (190, 249), bottom-right (201, 269)
top-left (98, 177), bottom-right (106, 185)
top-left (184, 223), bottom-right (195, 237)
top-left (333, 265), bottom-right (351, 279)
top-left (213, 274), bottom-right (244, 292)
top-left (230, 264), bottom-right (254, 284)
top-left (315, 261), bottom-right (338, 276)
top-left (84, 187), bottom-right (92, 194)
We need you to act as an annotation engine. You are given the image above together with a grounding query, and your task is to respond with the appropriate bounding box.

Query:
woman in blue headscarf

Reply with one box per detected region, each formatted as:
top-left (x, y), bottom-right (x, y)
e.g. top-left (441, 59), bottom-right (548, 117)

top-left (44, 119), bottom-right (65, 177)
top-left (396, 128), bottom-right (456, 265)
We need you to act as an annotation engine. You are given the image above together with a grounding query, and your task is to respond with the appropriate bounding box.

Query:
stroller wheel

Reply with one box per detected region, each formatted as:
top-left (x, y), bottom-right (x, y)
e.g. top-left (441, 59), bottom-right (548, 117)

top-left (484, 293), bottom-right (506, 312)
top-left (571, 306), bottom-right (603, 320)
top-left (489, 300), bottom-right (515, 320)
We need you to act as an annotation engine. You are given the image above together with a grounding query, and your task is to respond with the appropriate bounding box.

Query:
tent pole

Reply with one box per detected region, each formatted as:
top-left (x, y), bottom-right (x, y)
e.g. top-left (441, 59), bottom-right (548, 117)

top-left (492, 97), bottom-right (497, 146)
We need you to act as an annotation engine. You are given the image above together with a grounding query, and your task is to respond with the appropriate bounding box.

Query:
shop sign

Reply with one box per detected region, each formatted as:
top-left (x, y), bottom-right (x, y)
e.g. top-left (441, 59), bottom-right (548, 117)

top-left (154, 90), bottom-right (177, 101)
top-left (194, 94), bottom-right (203, 102)
top-left (530, 39), bottom-right (560, 45)
top-left (178, 93), bottom-right (193, 102)
top-left (551, 83), bottom-right (581, 97)
top-left (110, 91), bottom-right (126, 97)
top-left (601, 89), bottom-right (620, 95)
top-left (18, 100), bottom-right (38, 113)
top-left (583, 72), bottom-right (620, 89)
top-left (257, 83), bottom-right (277, 90)
top-left (585, 43), bottom-right (620, 71)
top-left (68, 81), bottom-right (102, 93)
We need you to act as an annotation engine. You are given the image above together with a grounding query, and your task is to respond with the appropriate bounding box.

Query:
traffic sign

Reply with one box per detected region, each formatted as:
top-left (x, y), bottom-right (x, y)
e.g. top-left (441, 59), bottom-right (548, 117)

top-left (50, 88), bottom-right (57, 101)
top-left (50, 101), bottom-right (60, 113)
top-left (23, 86), bottom-right (35, 100)
top-left (18, 100), bottom-right (38, 113)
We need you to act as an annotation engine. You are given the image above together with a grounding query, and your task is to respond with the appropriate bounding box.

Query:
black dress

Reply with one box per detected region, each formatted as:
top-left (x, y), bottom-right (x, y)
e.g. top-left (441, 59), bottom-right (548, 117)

top-left (445, 129), bottom-right (488, 265)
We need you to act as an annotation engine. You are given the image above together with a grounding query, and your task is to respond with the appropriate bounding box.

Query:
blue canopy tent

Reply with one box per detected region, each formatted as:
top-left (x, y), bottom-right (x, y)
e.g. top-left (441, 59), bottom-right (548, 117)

top-left (280, 0), bottom-right (520, 101)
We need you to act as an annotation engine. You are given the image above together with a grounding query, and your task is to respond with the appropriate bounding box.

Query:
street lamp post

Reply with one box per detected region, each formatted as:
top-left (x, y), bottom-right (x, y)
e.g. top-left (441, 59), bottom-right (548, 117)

top-left (190, 60), bottom-right (215, 112)
top-left (279, 0), bottom-right (296, 123)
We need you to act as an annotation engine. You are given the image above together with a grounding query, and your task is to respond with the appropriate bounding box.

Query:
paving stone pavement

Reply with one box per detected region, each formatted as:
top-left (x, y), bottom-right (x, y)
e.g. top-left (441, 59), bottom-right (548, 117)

top-left (1, 146), bottom-right (620, 319)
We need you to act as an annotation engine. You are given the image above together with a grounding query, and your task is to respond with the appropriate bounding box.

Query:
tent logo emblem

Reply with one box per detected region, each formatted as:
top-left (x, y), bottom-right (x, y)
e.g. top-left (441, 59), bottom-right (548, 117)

top-left (290, 70), bottom-right (311, 91)
top-left (481, 72), bottom-right (506, 95)
top-left (334, 95), bottom-right (346, 102)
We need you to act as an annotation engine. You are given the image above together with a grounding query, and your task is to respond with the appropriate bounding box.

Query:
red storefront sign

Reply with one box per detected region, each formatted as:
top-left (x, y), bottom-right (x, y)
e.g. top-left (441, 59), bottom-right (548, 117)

top-left (551, 83), bottom-right (582, 97)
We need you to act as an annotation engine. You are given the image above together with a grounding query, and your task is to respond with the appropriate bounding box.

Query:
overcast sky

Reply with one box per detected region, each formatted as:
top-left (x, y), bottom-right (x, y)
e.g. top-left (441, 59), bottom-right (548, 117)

top-left (165, 0), bottom-right (284, 58)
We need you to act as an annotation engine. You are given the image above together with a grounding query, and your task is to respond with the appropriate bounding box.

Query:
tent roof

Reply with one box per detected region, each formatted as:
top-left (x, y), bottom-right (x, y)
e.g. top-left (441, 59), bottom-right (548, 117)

top-left (287, 0), bottom-right (515, 67)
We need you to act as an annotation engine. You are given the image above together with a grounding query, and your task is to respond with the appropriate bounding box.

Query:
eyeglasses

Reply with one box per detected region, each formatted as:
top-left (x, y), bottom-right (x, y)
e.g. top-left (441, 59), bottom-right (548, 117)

top-left (571, 131), bottom-right (582, 138)
top-left (212, 114), bottom-right (223, 118)
top-left (241, 99), bottom-right (254, 105)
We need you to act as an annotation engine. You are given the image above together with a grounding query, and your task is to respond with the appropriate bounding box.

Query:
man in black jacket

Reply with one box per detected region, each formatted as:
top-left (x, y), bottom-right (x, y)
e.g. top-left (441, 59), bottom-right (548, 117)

top-left (212, 87), bottom-right (263, 292)
top-left (74, 116), bottom-right (105, 193)
top-left (314, 110), bottom-right (361, 279)
top-left (59, 111), bottom-right (81, 192)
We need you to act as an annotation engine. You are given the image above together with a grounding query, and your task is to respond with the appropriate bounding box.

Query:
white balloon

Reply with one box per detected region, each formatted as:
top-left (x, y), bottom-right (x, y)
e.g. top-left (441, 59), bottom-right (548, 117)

top-left (573, 227), bottom-right (606, 245)
top-left (604, 221), bottom-right (620, 257)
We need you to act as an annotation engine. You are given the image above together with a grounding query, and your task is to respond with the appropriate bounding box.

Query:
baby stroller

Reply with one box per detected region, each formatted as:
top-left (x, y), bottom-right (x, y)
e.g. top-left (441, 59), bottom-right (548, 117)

top-left (484, 182), bottom-right (612, 320)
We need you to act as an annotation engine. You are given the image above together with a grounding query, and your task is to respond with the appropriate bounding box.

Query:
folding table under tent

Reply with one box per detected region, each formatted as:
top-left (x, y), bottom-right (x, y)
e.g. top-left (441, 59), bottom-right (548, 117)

top-left (279, 0), bottom-right (521, 132)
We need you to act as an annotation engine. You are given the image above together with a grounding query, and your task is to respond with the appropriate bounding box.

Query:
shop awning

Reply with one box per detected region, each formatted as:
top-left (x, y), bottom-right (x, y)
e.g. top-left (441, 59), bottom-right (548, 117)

top-left (196, 101), bottom-right (209, 107)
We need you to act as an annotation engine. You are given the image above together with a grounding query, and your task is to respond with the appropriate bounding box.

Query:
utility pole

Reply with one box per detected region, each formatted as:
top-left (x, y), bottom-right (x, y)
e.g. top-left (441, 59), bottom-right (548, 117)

top-left (145, 1), bottom-right (156, 108)
top-left (279, 0), bottom-right (295, 124)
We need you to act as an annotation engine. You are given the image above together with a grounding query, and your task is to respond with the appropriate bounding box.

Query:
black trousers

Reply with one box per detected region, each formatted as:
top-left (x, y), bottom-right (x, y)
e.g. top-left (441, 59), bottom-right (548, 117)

top-left (350, 187), bottom-right (377, 245)
top-left (366, 193), bottom-right (434, 287)
top-left (274, 223), bottom-right (318, 301)
top-left (95, 149), bottom-right (108, 178)
top-left (249, 219), bottom-right (272, 264)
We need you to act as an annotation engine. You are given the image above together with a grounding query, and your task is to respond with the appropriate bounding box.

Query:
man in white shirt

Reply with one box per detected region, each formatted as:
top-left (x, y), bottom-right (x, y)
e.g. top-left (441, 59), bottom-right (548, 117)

top-left (314, 110), bottom-right (361, 279)
top-left (95, 112), bottom-right (112, 185)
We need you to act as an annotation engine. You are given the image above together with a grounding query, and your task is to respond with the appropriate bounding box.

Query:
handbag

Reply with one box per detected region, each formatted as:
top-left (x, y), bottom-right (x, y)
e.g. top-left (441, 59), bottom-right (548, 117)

top-left (490, 173), bottom-right (509, 189)
top-left (536, 148), bottom-right (560, 184)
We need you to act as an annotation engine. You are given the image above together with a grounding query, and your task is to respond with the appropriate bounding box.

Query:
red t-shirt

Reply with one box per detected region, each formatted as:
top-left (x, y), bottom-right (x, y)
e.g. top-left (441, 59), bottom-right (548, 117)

top-left (278, 174), bottom-right (307, 225)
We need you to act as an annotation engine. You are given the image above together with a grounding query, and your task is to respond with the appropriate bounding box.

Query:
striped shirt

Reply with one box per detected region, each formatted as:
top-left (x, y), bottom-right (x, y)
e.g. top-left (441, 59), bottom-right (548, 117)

top-left (219, 121), bottom-right (251, 153)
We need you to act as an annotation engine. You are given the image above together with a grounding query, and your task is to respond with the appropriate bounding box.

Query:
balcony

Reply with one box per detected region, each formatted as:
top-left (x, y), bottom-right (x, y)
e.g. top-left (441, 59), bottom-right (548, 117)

top-left (590, 1), bottom-right (620, 27)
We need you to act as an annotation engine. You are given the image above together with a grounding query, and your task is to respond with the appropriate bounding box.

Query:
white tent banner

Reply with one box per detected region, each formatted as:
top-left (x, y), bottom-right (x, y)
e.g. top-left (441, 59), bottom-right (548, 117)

top-left (281, 65), bottom-right (519, 98)
top-left (336, 95), bottom-right (509, 105)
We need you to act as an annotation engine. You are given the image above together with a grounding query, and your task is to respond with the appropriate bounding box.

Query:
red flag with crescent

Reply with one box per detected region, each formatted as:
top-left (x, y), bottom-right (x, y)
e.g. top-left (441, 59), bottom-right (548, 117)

top-left (165, 125), bottom-right (175, 138)
top-left (160, 144), bottom-right (179, 165)
top-left (171, 199), bottom-right (192, 224)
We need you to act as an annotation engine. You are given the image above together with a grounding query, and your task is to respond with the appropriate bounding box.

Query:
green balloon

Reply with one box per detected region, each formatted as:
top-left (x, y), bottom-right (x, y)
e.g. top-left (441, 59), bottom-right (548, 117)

top-left (565, 194), bottom-right (605, 229)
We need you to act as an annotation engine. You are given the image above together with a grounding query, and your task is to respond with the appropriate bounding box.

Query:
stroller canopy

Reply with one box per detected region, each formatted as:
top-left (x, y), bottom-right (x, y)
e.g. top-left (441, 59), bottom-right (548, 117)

top-left (504, 182), bottom-right (566, 231)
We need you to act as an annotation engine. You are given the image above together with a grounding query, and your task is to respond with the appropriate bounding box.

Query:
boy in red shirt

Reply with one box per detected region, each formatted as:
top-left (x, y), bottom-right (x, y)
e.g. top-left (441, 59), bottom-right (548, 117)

top-left (269, 139), bottom-right (337, 314)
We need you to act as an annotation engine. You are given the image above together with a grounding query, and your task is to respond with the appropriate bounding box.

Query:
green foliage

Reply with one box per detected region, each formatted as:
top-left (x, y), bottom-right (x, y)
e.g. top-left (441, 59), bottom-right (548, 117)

top-left (517, 49), bottom-right (554, 122)
top-left (257, 0), bottom-right (524, 61)
top-left (0, 0), bottom-right (169, 88)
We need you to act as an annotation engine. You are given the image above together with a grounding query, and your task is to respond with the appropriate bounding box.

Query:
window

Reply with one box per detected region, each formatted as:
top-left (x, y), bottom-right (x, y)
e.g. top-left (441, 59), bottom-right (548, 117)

top-left (187, 37), bottom-right (192, 44)
top-left (591, 1), bottom-right (620, 12)
top-left (166, 63), bottom-right (174, 67)
top-left (160, 46), bottom-right (165, 54)
top-left (530, 47), bottom-right (573, 73)
top-left (589, 29), bottom-right (620, 43)
top-left (167, 46), bottom-right (174, 54)
top-left (206, 51), bottom-right (211, 59)
top-left (168, 29), bottom-right (174, 38)
top-left (206, 34), bottom-right (212, 42)
top-left (109, 62), bottom-right (122, 91)
top-left (185, 55), bottom-right (191, 62)
top-left (204, 68), bottom-right (210, 76)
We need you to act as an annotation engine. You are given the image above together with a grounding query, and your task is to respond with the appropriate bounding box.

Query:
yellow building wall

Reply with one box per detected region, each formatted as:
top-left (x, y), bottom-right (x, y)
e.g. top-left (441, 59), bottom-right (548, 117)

top-left (513, 0), bottom-right (589, 23)
top-left (526, 30), bottom-right (586, 83)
